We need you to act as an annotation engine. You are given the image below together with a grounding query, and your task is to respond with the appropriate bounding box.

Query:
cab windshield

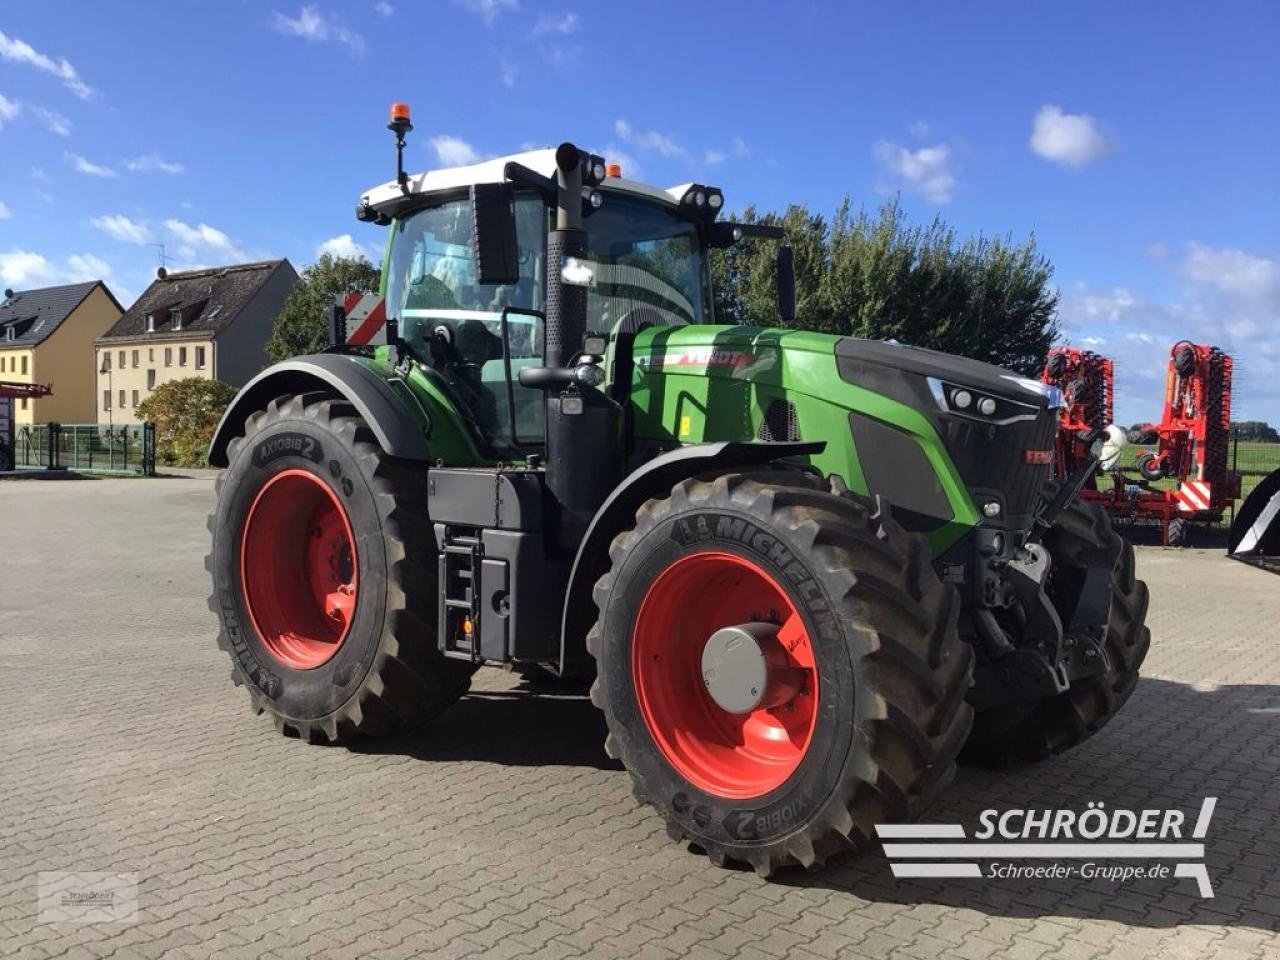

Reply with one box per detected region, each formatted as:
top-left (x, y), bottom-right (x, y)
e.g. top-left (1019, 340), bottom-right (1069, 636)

top-left (583, 193), bottom-right (706, 330)
top-left (383, 188), bottom-right (708, 455)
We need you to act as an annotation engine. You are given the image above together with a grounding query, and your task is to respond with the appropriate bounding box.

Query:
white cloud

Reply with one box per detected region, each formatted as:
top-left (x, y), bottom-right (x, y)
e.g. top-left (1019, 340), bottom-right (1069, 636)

top-left (614, 118), bottom-right (686, 158)
top-left (374, 0), bottom-right (394, 15)
top-left (429, 134), bottom-right (482, 166)
top-left (908, 120), bottom-right (931, 139)
top-left (0, 93), bottom-right (20, 129)
top-left (0, 251), bottom-right (56, 287)
top-left (1183, 242), bottom-right (1277, 298)
top-left (65, 254), bottom-right (112, 283)
top-left (91, 214), bottom-right (153, 245)
top-left (1081, 336), bottom-right (1106, 347)
top-left (873, 140), bottom-right (955, 203)
top-left (66, 153), bottom-right (116, 178)
top-left (124, 154), bottom-right (185, 174)
top-left (1145, 242), bottom-right (1169, 259)
top-left (0, 30), bottom-right (95, 99)
top-left (164, 219), bottom-right (247, 262)
top-left (1030, 105), bottom-right (1108, 167)
top-left (0, 250), bottom-right (114, 288)
top-left (532, 12), bottom-right (578, 37)
top-left (316, 234), bottom-right (377, 261)
top-left (272, 6), bottom-right (366, 57)
top-left (454, 0), bottom-right (518, 25)
top-left (0, 201), bottom-right (10, 220)
top-left (31, 106), bottom-right (71, 136)
top-left (732, 136), bottom-right (749, 158)
top-left (704, 149), bottom-right (727, 166)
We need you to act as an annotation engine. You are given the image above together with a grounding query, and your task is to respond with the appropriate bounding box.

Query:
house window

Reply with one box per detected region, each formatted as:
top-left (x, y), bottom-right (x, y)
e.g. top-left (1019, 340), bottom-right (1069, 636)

top-left (132, 390), bottom-right (139, 408)
top-left (164, 348), bottom-right (172, 367)
top-left (118, 350), bottom-right (126, 368)
top-left (20, 397), bottom-right (27, 410)
top-left (195, 346), bottom-right (206, 369)
top-left (179, 347), bottom-right (187, 366)
top-left (21, 356), bottom-right (28, 375)
top-left (103, 390), bottom-right (111, 411)
top-left (148, 348), bottom-right (154, 362)
top-left (119, 389), bottom-right (126, 409)
top-left (101, 353), bottom-right (110, 371)
top-left (132, 349), bottom-right (139, 368)
top-left (171, 308), bottom-right (182, 331)
top-left (147, 369), bottom-right (156, 389)
top-left (146, 314), bottom-right (155, 333)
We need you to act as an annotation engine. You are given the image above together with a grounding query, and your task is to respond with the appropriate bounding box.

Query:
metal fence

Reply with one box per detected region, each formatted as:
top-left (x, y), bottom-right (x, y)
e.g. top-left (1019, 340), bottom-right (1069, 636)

top-left (11, 423), bottom-right (156, 476)
top-left (1231, 437), bottom-right (1280, 504)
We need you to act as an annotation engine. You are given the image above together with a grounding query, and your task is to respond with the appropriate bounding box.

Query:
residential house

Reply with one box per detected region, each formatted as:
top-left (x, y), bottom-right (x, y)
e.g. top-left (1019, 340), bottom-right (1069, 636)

top-left (94, 259), bottom-right (298, 423)
top-left (0, 281), bottom-right (124, 425)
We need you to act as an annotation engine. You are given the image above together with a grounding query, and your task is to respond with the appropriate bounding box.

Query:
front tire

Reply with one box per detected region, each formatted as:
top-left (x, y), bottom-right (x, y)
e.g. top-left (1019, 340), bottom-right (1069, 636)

top-left (588, 470), bottom-right (973, 874)
top-left (206, 393), bottom-right (474, 743)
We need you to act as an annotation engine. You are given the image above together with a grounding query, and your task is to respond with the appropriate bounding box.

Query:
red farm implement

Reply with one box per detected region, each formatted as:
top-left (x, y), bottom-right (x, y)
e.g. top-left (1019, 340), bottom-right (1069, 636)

top-left (1042, 342), bottom-right (1241, 546)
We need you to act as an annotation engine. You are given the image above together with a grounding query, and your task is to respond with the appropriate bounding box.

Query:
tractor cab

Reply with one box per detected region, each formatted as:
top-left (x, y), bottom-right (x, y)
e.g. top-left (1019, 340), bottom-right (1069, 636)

top-left (354, 119), bottom-right (785, 459)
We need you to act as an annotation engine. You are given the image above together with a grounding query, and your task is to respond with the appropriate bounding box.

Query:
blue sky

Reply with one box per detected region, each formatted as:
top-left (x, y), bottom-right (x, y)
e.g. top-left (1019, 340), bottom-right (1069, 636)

top-left (1, 1), bottom-right (1277, 423)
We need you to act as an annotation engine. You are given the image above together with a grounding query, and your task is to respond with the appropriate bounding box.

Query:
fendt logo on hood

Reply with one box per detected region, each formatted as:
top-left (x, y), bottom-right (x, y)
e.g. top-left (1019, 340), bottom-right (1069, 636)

top-left (877, 798), bottom-right (1218, 898)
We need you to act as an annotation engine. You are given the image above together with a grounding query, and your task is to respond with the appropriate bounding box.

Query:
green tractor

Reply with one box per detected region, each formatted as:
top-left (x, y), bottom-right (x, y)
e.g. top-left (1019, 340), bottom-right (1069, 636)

top-left (207, 104), bottom-right (1150, 874)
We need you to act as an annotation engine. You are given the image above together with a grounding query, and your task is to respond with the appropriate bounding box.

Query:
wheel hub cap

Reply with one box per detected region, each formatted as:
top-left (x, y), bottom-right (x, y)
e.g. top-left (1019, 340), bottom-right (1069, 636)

top-left (701, 623), bottom-right (804, 715)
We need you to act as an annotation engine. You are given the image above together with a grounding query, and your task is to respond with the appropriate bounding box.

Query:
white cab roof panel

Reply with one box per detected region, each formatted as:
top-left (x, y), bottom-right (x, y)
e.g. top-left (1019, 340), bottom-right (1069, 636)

top-left (361, 148), bottom-right (691, 211)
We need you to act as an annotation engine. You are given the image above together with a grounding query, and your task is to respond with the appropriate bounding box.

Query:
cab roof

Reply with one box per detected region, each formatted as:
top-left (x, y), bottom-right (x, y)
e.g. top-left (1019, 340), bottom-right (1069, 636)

top-left (360, 147), bottom-right (696, 211)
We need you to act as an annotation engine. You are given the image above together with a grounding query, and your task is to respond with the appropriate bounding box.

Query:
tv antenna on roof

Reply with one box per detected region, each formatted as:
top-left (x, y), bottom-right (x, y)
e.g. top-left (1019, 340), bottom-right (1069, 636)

top-left (147, 243), bottom-right (170, 279)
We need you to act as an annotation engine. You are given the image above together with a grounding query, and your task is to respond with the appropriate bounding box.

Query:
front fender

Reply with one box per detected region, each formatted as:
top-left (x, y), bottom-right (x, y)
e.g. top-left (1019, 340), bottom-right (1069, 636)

top-left (558, 440), bottom-right (825, 674)
top-left (208, 354), bottom-right (430, 467)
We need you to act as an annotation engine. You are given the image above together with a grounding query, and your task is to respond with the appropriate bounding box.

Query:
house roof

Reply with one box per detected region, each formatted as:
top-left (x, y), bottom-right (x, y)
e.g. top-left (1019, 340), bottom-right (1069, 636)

top-left (98, 259), bottom-right (294, 342)
top-left (0, 281), bottom-right (121, 349)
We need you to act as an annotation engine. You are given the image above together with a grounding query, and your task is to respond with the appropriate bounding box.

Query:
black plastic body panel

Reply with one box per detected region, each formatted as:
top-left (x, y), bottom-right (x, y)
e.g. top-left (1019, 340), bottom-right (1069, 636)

top-left (208, 354), bottom-right (428, 467)
top-left (427, 467), bottom-right (546, 530)
top-left (557, 440), bottom-right (825, 675)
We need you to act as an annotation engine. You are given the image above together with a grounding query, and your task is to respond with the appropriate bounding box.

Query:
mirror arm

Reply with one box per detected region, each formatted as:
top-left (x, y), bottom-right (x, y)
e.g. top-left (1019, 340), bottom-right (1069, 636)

top-left (504, 162), bottom-right (558, 204)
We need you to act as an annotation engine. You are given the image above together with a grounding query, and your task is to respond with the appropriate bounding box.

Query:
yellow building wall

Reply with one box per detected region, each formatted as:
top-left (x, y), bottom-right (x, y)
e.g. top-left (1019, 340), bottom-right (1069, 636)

top-left (0, 348), bottom-right (37, 424)
top-left (1, 286), bottom-right (122, 425)
top-left (95, 338), bottom-right (214, 423)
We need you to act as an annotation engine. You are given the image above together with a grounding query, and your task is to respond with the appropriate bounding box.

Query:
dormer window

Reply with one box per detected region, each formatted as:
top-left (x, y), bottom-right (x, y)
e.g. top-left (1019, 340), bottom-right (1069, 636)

top-left (171, 308), bottom-right (182, 331)
top-left (146, 313), bottom-right (155, 333)
top-left (4, 327), bottom-right (13, 342)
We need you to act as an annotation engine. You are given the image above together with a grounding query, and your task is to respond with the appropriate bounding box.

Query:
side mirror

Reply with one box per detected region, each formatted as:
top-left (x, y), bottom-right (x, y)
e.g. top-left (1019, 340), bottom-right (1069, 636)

top-left (471, 183), bottom-right (519, 285)
top-left (776, 244), bottom-right (796, 324)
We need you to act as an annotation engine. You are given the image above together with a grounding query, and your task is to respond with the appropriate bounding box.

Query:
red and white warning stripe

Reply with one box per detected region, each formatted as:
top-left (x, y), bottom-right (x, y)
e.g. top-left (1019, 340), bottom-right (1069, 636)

top-left (341, 292), bottom-right (387, 346)
top-left (1176, 481), bottom-right (1212, 512)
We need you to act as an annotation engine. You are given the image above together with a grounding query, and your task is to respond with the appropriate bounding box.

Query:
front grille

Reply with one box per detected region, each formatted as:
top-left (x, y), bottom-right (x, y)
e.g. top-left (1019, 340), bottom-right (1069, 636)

top-left (942, 410), bottom-right (1057, 531)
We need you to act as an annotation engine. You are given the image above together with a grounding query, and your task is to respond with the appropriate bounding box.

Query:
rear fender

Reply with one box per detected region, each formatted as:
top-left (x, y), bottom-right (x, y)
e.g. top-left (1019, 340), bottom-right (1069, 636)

top-left (208, 354), bottom-right (429, 467)
top-left (558, 440), bottom-right (825, 675)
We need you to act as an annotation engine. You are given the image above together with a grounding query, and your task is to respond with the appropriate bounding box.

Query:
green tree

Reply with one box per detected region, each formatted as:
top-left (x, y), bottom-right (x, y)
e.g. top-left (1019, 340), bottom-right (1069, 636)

top-left (137, 377), bottom-right (237, 467)
top-left (711, 197), bottom-right (1060, 375)
top-left (266, 253), bottom-right (381, 362)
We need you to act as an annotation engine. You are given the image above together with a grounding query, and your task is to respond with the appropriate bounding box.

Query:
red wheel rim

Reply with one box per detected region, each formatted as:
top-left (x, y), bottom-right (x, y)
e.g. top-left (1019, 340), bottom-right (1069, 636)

top-left (240, 469), bottom-right (359, 670)
top-left (631, 551), bottom-right (819, 799)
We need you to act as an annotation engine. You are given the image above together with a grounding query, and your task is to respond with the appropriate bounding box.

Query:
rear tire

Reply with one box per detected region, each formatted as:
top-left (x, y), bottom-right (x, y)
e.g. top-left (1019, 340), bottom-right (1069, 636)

top-left (206, 393), bottom-right (474, 743)
top-left (964, 491), bottom-right (1151, 764)
top-left (587, 470), bottom-right (973, 874)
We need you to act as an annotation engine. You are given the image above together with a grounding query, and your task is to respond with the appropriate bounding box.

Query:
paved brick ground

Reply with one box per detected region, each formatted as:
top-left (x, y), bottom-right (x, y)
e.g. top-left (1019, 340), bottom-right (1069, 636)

top-left (1, 475), bottom-right (1277, 959)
